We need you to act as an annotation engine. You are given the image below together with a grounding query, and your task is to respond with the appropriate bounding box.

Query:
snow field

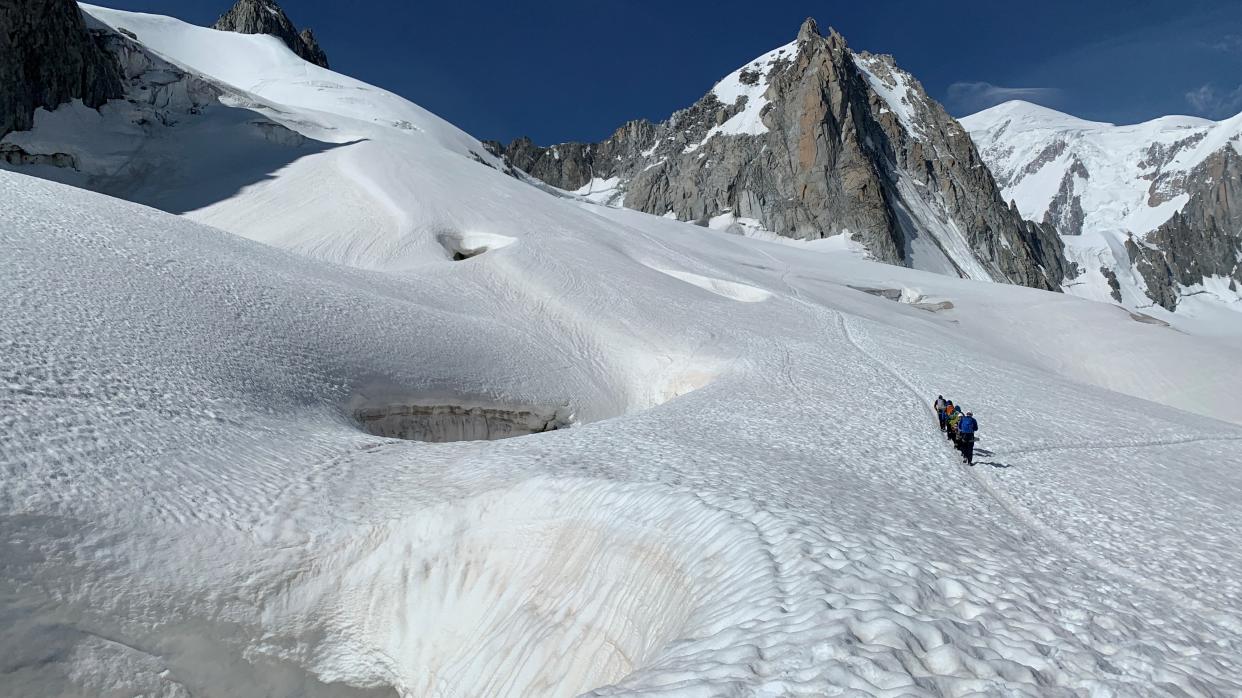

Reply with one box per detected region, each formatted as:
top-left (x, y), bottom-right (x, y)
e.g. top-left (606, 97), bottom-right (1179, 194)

top-left (5, 168), bottom-right (1242, 695)
top-left (3, 5), bottom-right (1242, 695)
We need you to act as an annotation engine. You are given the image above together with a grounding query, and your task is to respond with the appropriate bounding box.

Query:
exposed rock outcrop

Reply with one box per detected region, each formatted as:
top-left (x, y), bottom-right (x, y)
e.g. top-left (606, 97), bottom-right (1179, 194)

top-left (1126, 148), bottom-right (1242, 310)
top-left (482, 135), bottom-right (616, 191)
top-left (490, 18), bottom-right (1065, 291)
top-left (1044, 157), bottom-right (1088, 236)
top-left (1100, 265), bottom-right (1123, 303)
top-left (0, 0), bottom-right (123, 137)
top-left (297, 28), bottom-right (328, 69)
top-left (212, 0), bottom-right (329, 68)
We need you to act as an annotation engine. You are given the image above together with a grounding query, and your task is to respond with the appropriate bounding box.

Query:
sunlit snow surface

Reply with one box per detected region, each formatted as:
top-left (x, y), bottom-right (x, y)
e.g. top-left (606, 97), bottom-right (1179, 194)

top-left (961, 100), bottom-right (1236, 237)
top-left (3, 8), bottom-right (1242, 698)
top-left (683, 41), bottom-right (797, 152)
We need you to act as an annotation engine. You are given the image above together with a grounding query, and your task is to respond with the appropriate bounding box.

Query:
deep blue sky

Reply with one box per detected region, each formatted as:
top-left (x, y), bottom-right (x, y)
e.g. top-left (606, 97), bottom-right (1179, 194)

top-left (102, 0), bottom-right (1242, 143)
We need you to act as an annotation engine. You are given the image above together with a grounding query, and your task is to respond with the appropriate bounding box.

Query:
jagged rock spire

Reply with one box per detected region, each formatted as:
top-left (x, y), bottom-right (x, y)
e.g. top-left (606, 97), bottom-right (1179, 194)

top-left (212, 0), bottom-right (329, 68)
top-left (297, 28), bottom-right (328, 68)
top-left (797, 17), bottom-right (820, 42)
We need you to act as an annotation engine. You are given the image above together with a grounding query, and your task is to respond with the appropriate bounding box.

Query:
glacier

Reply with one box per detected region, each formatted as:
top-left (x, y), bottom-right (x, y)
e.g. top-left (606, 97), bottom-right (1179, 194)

top-left (2, 5), bottom-right (1242, 697)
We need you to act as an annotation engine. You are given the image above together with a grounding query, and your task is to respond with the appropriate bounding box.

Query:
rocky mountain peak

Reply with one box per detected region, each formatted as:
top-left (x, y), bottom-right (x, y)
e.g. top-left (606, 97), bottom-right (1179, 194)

top-left (212, 0), bottom-right (329, 68)
top-left (487, 19), bottom-right (1065, 291)
top-left (797, 17), bottom-right (821, 42)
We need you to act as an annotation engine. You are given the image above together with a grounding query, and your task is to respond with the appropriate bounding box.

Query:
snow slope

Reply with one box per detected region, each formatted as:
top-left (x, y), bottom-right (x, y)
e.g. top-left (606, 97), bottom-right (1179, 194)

top-left (81, 4), bottom-right (486, 157)
top-left (684, 40), bottom-right (796, 151)
top-left (3, 7), bottom-right (1242, 697)
top-left (6, 165), bottom-right (1242, 696)
top-left (3, 3), bottom-right (508, 272)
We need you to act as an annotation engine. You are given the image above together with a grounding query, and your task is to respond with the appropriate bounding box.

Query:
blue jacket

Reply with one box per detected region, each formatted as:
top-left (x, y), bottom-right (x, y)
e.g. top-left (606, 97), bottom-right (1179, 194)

top-left (959, 415), bottom-right (978, 434)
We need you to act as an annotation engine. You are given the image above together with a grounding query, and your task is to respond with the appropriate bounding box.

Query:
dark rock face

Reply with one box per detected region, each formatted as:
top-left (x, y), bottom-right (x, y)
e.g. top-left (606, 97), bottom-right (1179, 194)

top-left (297, 28), bottom-right (328, 69)
top-left (1100, 266), bottom-right (1123, 302)
top-left (212, 0), bottom-right (329, 68)
top-left (0, 0), bottom-right (123, 137)
top-left (1044, 158), bottom-right (1088, 236)
top-left (491, 18), bottom-right (1064, 291)
top-left (486, 135), bottom-right (608, 191)
top-left (1127, 148), bottom-right (1242, 310)
top-left (485, 119), bottom-right (660, 194)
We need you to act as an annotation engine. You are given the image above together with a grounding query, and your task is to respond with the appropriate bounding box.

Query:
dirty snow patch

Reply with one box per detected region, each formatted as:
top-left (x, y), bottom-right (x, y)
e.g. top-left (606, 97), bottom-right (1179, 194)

top-left (270, 478), bottom-right (776, 697)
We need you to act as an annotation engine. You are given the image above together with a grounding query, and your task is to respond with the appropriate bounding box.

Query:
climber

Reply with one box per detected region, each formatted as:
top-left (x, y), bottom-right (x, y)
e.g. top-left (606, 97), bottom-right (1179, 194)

top-left (934, 395), bottom-right (948, 431)
top-left (958, 411), bottom-right (978, 464)
top-left (946, 404), bottom-right (963, 443)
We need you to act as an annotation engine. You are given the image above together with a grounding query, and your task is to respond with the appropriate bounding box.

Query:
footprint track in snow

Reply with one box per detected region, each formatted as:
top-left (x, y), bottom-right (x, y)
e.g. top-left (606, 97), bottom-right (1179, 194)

top-left (837, 312), bottom-right (1242, 637)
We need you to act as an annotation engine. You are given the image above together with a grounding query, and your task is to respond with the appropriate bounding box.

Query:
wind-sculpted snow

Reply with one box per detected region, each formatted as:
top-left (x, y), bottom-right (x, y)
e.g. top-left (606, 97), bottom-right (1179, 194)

top-left (646, 265), bottom-right (773, 302)
top-left (5, 170), bottom-right (1242, 696)
top-left (436, 231), bottom-right (517, 261)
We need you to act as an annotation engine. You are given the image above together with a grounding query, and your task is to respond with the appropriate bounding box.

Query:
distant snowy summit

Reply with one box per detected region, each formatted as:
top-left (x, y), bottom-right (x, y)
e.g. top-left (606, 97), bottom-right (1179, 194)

top-left (212, 0), bottom-right (329, 68)
top-left (486, 18), bottom-right (1068, 292)
top-left (964, 100), bottom-right (1242, 310)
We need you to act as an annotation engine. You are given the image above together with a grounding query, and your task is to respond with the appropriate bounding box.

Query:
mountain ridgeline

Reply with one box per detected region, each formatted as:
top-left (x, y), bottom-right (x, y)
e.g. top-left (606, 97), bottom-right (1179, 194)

top-left (486, 19), bottom-right (1067, 291)
top-left (0, 0), bottom-right (324, 146)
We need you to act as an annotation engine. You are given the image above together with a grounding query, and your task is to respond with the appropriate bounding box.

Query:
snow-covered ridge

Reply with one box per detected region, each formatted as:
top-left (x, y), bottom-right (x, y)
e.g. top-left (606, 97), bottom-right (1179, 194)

top-left (963, 99), bottom-right (1242, 312)
top-left (854, 52), bottom-right (927, 140)
top-left (962, 99), bottom-right (1242, 235)
top-left (961, 99), bottom-right (1113, 132)
top-left (80, 3), bottom-right (492, 159)
top-left (697, 40), bottom-right (797, 143)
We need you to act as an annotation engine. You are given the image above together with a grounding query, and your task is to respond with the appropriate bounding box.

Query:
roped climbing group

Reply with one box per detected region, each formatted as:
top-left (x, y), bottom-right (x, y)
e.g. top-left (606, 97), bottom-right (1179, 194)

top-left (934, 395), bottom-right (978, 465)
